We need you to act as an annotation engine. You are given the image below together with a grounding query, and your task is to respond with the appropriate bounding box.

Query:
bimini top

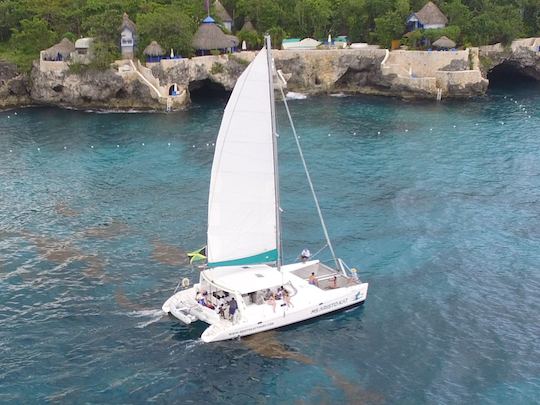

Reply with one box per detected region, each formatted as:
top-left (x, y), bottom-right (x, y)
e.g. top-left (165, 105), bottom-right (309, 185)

top-left (202, 265), bottom-right (284, 294)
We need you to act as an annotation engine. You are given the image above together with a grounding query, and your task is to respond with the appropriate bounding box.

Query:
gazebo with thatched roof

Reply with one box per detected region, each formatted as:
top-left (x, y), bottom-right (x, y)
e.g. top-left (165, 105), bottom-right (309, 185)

top-left (214, 0), bottom-right (233, 32)
top-left (42, 38), bottom-right (75, 61)
top-left (192, 16), bottom-right (239, 55)
top-left (432, 36), bottom-right (456, 50)
top-left (143, 41), bottom-right (165, 63)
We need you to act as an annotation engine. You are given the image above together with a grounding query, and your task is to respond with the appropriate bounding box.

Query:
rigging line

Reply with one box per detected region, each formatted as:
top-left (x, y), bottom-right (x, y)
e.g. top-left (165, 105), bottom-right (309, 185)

top-left (277, 85), bottom-right (339, 269)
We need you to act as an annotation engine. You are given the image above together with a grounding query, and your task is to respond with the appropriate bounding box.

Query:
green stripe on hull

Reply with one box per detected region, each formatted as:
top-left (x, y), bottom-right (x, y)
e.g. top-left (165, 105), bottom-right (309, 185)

top-left (208, 249), bottom-right (278, 267)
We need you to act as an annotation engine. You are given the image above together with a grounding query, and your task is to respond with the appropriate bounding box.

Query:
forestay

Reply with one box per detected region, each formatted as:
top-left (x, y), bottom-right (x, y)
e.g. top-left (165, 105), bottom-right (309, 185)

top-left (207, 49), bottom-right (277, 267)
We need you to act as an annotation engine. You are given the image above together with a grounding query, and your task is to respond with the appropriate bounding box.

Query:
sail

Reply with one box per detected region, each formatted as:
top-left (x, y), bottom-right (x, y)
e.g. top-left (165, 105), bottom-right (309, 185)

top-left (207, 48), bottom-right (277, 267)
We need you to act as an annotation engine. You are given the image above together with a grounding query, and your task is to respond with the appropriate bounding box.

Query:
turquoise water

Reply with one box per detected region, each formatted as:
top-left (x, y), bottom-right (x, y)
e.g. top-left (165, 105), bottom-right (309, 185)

top-left (1, 85), bottom-right (539, 403)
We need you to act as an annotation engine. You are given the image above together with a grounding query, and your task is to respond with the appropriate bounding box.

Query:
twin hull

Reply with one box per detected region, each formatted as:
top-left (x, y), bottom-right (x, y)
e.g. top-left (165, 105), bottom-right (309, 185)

top-left (163, 279), bottom-right (368, 342)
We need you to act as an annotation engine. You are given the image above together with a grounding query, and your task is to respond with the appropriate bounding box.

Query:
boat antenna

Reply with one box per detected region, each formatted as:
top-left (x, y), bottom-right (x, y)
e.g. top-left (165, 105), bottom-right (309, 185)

top-left (265, 34), bottom-right (283, 270)
top-left (276, 72), bottom-right (339, 269)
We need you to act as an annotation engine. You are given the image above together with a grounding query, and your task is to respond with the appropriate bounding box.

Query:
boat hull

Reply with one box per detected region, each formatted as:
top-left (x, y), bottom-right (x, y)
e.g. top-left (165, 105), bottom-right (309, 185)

top-left (201, 283), bottom-right (368, 342)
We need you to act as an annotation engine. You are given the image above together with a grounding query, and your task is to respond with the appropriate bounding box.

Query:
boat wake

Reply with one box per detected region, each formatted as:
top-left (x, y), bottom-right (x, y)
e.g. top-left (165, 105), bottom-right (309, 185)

top-left (128, 309), bottom-right (165, 328)
top-left (286, 92), bottom-right (307, 100)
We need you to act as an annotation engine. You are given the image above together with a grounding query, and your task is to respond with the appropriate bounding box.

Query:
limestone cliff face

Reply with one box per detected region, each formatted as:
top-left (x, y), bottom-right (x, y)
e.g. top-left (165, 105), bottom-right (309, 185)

top-left (152, 48), bottom-right (489, 101)
top-left (0, 61), bottom-right (31, 109)
top-left (3, 37), bottom-right (538, 111)
top-left (30, 62), bottom-right (163, 110)
top-left (479, 38), bottom-right (540, 80)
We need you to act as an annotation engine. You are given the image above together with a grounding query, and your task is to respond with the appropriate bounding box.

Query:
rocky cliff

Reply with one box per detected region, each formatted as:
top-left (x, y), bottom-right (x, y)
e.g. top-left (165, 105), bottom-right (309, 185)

top-left (0, 61), bottom-right (31, 109)
top-left (30, 61), bottom-right (162, 110)
top-left (2, 37), bottom-right (538, 111)
top-left (479, 37), bottom-right (540, 80)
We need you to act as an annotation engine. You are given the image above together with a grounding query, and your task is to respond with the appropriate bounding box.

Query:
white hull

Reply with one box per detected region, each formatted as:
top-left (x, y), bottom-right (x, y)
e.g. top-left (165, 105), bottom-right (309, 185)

top-left (162, 260), bottom-right (368, 342)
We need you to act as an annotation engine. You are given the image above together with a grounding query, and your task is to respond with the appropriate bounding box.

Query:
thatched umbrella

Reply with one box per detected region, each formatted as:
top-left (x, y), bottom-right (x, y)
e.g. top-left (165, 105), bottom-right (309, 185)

top-left (192, 16), bottom-right (238, 51)
top-left (241, 18), bottom-right (256, 33)
top-left (143, 41), bottom-right (165, 56)
top-left (433, 36), bottom-right (456, 49)
top-left (43, 38), bottom-right (75, 61)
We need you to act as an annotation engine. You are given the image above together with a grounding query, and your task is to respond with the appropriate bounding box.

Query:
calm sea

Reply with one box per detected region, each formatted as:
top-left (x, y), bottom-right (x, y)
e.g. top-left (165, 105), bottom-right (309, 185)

top-left (1, 84), bottom-right (539, 403)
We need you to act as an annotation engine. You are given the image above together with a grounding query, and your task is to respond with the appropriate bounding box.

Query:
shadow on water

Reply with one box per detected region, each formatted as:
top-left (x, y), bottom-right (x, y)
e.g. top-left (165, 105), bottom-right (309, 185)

top-left (81, 219), bottom-right (130, 239)
top-left (54, 201), bottom-right (79, 217)
top-left (150, 239), bottom-right (189, 267)
top-left (243, 330), bottom-right (384, 404)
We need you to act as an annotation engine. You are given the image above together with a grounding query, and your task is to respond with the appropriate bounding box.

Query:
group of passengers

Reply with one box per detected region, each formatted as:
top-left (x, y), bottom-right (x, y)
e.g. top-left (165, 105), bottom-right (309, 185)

top-left (264, 286), bottom-right (293, 313)
top-left (195, 290), bottom-right (238, 323)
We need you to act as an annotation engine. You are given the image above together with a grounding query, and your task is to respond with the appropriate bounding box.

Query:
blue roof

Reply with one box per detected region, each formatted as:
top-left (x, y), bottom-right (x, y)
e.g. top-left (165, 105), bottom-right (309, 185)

top-left (202, 16), bottom-right (215, 24)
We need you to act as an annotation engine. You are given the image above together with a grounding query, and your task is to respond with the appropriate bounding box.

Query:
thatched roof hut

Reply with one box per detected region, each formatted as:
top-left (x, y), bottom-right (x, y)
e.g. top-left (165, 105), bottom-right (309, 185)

top-left (119, 12), bottom-right (136, 33)
top-left (214, 0), bottom-right (232, 24)
top-left (416, 1), bottom-right (448, 26)
top-left (241, 18), bottom-right (256, 32)
top-left (192, 16), bottom-right (238, 51)
top-left (43, 38), bottom-right (75, 60)
top-left (143, 41), bottom-right (165, 56)
top-left (432, 36), bottom-right (456, 49)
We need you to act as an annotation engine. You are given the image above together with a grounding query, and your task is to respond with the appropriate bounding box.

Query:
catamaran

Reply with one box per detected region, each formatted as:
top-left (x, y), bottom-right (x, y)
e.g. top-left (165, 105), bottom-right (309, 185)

top-left (162, 36), bottom-right (368, 342)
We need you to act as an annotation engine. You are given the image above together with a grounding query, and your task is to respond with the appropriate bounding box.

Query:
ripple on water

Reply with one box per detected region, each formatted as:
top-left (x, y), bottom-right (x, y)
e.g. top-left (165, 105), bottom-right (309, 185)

top-left (1, 86), bottom-right (540, 402)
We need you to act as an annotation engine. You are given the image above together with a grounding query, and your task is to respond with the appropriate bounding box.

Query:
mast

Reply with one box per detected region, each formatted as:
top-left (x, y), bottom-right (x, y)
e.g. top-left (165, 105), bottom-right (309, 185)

top-left (265, 35), bottom-right (282, 269)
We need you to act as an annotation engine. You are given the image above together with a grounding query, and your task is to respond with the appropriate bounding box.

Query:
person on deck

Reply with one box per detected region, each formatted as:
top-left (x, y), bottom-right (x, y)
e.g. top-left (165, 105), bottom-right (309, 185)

top-left (308, 272), bottom-right (318, 286)
top-left (267, 293), bottom-right (277, 313)
top-left (300, 248), bottom-right (311, 262)
top-left (229, 297), bottom-right (238, 324)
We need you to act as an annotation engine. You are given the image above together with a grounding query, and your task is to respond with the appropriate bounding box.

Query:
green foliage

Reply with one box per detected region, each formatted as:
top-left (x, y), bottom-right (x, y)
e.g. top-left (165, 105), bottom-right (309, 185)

top-left (422, 26), bottom-right (461, 44)
top-left (237, 30), bottom-right (262, 50)
top-left (210, 62), bottom-right (225, 74)
top-left (87, 39), bottom-right (118, 70)
top-left (137, 6), bottom-right (195, 58)
top-left (10, 17), bottom-right (57, 55)
top-left (229, 54), bottom-right (250, 66)
top-left (0, 0), bottom-right (535, 71)
top-left (267, 26), bottom-right (287, 49)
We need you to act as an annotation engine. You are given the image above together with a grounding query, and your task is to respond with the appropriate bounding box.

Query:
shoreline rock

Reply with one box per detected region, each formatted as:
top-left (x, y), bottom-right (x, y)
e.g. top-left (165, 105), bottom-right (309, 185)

top-left (1, 37), bottom-right (538, 112)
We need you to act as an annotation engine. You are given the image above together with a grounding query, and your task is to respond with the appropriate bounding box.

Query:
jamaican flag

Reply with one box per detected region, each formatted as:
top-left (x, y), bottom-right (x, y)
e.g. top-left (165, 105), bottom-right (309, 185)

top-left (187, 246), bottom-right (206, 264)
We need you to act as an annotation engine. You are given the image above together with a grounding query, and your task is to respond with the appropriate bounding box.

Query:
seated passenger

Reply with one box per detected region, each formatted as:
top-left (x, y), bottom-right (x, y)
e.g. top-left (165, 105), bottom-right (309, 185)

top-left (267, 293), bottom-right (276, 313)
top-left (283, 289), bottom-right (293, 308)
top-left (308, 272), bottom-right (318, 286)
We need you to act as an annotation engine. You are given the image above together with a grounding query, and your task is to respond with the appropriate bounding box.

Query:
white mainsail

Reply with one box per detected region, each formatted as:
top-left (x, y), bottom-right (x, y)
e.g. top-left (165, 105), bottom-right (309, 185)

top-left (207, 49), bottom-right (277, 267)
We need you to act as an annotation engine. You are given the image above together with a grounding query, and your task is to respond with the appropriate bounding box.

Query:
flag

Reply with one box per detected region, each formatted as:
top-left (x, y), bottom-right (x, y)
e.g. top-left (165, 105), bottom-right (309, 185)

top-left (188, 246), bottom-right (206, 264)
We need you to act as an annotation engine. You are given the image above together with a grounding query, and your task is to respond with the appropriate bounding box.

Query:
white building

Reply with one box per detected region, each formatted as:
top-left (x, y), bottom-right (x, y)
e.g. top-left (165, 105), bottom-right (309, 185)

top-left (119, 13), bottom-right (137, 59)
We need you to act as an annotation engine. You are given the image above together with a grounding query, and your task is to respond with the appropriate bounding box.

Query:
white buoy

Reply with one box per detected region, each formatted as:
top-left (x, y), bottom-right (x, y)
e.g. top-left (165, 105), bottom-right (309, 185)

top-left (7, 116), bottom-right (10, 118)
top-left (14, 112), bottom-right (17, 115)
top-left (37, 147), bottom-right (41, 151)
top-left (64, 146), bottom-right (67, 150)
top-left (501, 122), bottom-right (504, 125)
top-left (168, 142), bottom-right (171, 146)
top-left (430, 128), bottom-right (433, 131)
top-left (328, 133), bottom-right (331, 136)
top-left (91, 145), bottom-right (94, 149)
top-left (475, 123), bottom-right (479, 126)
top-left (528, 115), bottom-right (531, 118)
top-left (117, 144), bottom-right (120, 148)
top-left (377, 131), bottom-right (381, 135)
top-left (9, 149), bottom-right (12, 153)
top-left (453, 125), bottom-right (456, 128)
top-left (353, 132), bottom-right (356, 135)
top-left (192, 145), bottom-right (195, 148)
top-left (141, 143), bottom-right (145, 146)
top-left (212, 143), bottom-right (215, 146)
top-left (206, 143), bottom-right (209, 146)
top-left (405, 129), bottom-right (408, 132)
